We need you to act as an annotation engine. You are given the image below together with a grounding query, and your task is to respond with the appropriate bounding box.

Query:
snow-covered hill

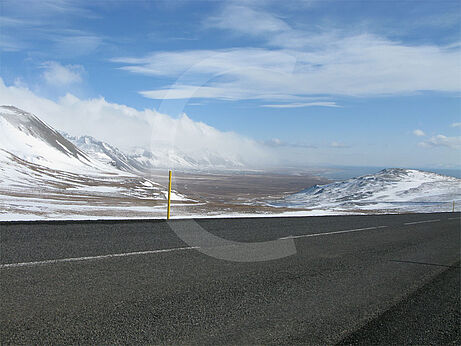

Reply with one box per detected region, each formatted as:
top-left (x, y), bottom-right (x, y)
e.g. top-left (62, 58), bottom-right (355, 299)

top-left (269, 168), bottom-right (461, 213)
top-left (0, 105), bottom-right (113, 173)
top-left (0, 105), bottom-right (193, 220)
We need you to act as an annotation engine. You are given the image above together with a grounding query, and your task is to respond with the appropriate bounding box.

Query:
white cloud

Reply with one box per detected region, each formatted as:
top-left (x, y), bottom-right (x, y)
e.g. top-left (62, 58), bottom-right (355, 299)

top-left (0, 36), bottom-right (24, 52)
top-left (419, 135), bottom-right (461, 149)
top-left (451, 122), bottom-right (461, 128)
top-left (206, 4), bottom-right (290, 37)
top-left (41, 61), bottom-right (85, 86)
top-left (114, 48), bottom-right (296, 76)
top-left (113, 36), bottom-right (461, 101)
top-left (263, 138), bottom-right (317, 148)
top-left (140, 85), bottom-right (252, 101)
top-left (413, 129), bottom-right (426, 137)
top-left (51, 34), bottom-right (103, 57)
top-left (0, 78), bottom-right (272, 168)
top-left (3, 0), bottom-right (94, 19)
top-left (261, 102), bottom-right (340, 108)
top-left (2, 77), bottom-right (459, 169)
top-left (1, 2), bottom-right (102, 56)
top-left (110, 2), bottom-right (461, 102)
top-left (330, 141), bottom-right (350, 148)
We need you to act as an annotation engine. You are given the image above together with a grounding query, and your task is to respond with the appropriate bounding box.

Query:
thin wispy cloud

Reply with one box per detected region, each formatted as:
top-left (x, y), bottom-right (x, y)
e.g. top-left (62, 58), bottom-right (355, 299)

top-left (0, 36), bottom-right (24, 52)
top-left (3, 0), bottom-right (94, 18)
top-left (113, 4), bottom-right (461, 102)
top-left (407, 12), bottom-right (461, 29)
top-left (1, 1), bottom-right (102, 55)
top-left (261, 102), bottom-right (340, 108)
top-left (51, 33), bottom-right (103, 57)
top-left (451, 122), bottom-right (461, 128)
top-left (330, 141), bottom-right (350, 149)
top-left (206, 4), bottom-right (290, 37)
top-left (263, 138), bottom-right (317, 149)
top-left (0, 16), bottom-right (30, 27)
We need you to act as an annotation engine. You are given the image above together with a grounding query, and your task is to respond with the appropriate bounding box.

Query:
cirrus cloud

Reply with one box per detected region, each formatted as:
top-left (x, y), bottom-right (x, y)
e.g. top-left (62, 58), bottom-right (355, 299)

top-left (112, 3), bottom-right (461, 103)
top-left (113, 36), bottom-right (461, 102)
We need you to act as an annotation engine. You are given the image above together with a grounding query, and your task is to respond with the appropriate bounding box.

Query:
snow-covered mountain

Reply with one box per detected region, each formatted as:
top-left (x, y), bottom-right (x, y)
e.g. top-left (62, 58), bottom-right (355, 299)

top-left (128, 146), bottom-right (245, 172)
top-left (0, 105), bottom-right (113, 173)
top-left (62, 133), bottom-right (245, 173)
top-left (62, 133), bottom-right (138, 172)
top-left (269, 168), bottom-right (461, 213)
top-left (0, 105), bottom-right (245, 176)
top-left (0, 105), bottom-right (193, 220)
top-left (61, 134), bottom-right (210, 173)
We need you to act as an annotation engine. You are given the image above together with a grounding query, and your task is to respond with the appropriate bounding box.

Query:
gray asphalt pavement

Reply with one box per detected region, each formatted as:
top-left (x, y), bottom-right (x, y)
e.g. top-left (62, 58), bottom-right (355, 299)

top-left (1, 213), bottom-right (460, 344)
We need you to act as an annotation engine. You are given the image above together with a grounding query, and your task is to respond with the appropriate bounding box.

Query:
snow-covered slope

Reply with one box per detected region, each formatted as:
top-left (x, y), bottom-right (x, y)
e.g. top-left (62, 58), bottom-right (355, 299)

top-left (0, 105), bottom-right (194, 220)
top-left (0, 148), bottom-right (166, 199)
top-left (62, 133), bottom-right (137, 172)
top-left (270, 168), bottom-right (461, 213)
top-left (0, 105), bottom-right (116, 173)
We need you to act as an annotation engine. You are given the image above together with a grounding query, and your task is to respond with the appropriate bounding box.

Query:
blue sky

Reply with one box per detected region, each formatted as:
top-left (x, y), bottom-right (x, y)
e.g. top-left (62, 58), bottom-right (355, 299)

top-left (1, 0), bottom-right (460, 170)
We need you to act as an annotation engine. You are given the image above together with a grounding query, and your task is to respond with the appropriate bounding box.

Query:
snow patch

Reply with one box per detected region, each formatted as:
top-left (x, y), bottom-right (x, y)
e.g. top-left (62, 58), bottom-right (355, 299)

top-left (269, 168), bottom-right (461, 213)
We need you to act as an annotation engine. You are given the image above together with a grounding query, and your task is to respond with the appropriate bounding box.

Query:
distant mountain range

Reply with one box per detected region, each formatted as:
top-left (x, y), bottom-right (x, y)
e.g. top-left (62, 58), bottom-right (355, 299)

top-left (270, 168), bottom-right (461, 213)
top-left (61, 133), bottom-right (245, 173)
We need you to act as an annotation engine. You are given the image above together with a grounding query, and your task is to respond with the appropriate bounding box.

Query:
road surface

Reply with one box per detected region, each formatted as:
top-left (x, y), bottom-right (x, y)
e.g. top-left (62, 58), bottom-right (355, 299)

top-left (1, 213), bottom-right (460, 344)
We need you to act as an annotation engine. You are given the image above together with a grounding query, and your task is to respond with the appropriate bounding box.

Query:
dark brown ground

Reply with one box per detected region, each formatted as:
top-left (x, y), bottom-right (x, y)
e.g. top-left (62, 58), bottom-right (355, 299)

top-left (148, 170), bottom-right (329, 204)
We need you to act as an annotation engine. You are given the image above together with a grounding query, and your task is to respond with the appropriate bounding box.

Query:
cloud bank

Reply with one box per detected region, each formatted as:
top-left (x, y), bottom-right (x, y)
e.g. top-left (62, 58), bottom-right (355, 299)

top-left (0, 78), bottom-right (272, 168)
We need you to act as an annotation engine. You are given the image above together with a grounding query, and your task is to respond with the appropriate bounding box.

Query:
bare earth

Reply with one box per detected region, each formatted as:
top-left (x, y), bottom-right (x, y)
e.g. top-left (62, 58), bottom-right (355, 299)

top-left (0, 170), bottom-right (329, 220)
top-left (151, 170), bottom-right (328, 203)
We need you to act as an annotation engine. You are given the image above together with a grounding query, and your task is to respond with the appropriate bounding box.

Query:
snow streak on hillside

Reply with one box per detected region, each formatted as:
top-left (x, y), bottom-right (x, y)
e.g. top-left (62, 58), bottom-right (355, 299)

top-left (269, 168), bottom-right (461, 213)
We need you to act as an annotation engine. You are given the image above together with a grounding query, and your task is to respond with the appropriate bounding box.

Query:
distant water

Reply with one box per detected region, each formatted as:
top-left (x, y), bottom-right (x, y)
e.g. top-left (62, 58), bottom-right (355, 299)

top-left (321, 166), bottom-right (461, 180)
top-left (430, 168), bottom-right (461, 179)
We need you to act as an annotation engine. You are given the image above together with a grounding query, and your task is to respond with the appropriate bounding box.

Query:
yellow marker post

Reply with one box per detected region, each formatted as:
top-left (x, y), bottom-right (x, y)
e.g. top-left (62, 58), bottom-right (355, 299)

top-left (167, 170), bottom-right (172, 219)
top-left (453, 201), bottom-right (455, 213)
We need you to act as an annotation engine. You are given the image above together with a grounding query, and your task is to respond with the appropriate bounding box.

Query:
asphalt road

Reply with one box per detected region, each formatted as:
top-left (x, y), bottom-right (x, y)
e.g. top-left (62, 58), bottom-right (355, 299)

top-left (1, 213), bottom-right (460, 344)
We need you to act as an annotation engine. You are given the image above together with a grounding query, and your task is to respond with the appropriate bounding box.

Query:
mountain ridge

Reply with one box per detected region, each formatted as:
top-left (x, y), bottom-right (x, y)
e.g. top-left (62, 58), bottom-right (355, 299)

top-left (0, 105), bottom-right (117, 173)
